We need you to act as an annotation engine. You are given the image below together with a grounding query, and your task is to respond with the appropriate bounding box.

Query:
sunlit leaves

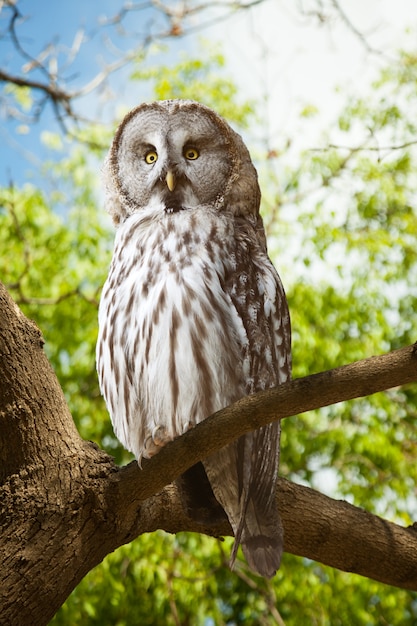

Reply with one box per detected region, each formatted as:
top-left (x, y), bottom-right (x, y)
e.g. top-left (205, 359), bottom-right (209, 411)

top-left (3, 83), bottom-right (33, 112)
top-left (276, 47), bottom-right (417, 532)
top-left (3, 40), bottom-right (417, 626)
top-left (131, 45), bottom-right (255, 128)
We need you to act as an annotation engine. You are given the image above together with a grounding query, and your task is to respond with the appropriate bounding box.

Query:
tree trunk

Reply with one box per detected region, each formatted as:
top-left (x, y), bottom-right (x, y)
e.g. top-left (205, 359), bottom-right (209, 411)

top-left (1, 282), bottom-right (417, 625)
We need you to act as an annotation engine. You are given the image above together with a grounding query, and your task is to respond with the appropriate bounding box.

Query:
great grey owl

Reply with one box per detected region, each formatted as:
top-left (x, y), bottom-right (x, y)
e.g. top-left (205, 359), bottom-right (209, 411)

top-left (96, 99), bottom-right (291, 578)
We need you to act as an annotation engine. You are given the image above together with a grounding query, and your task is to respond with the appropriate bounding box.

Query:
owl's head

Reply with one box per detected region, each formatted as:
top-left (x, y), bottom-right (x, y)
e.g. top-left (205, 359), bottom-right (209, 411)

top-left (103, 100), bottom-right (261, 226)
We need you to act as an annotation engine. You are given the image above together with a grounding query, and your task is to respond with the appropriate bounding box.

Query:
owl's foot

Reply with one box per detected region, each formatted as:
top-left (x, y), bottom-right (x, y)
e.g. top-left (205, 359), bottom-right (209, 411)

top-left (144, 426), bottom-right (173, 457)
top-left (177, 462), bottom-right (228, 526)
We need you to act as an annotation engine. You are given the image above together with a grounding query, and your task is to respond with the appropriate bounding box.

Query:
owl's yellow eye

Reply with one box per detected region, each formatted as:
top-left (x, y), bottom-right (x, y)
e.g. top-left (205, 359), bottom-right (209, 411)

top-left (184, 147), bottom-right (199, 160)
top-left (145, 150), bottom-right (158, 164)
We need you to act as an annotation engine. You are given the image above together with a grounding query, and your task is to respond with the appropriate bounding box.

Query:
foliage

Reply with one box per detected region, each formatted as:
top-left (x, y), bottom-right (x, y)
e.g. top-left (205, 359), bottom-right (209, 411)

top-left (130, 44), bottom-right (255, 127)
top-left (277, 46), bottom-right (417, 527)
top-left (1, 38), bottom-right (417, 625)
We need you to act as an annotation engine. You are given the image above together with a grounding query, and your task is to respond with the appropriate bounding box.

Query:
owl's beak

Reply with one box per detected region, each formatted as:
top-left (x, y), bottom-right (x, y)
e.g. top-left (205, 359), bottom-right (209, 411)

top-left (166, 170), bottom-right (176, 192)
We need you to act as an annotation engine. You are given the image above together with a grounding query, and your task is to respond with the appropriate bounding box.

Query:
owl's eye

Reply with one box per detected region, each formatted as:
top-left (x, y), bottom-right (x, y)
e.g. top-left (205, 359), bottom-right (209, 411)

top-left (145, 150), bottom-right (158, 164)
top-left (183, 147), bottom-right (199, 160)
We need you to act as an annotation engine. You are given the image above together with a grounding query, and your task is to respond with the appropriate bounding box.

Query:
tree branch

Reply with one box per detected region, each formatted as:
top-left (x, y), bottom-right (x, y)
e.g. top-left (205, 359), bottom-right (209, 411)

top-left (330, 0), bottom-right (390, 58)
top-left (1, 280), bottom-right (417, 626)
top-left (0, 68), bottom-right (71, 105)
top-left (112, 341), bottom-right (417, 503)
top-left (0, 0), bottom-right (268, 130)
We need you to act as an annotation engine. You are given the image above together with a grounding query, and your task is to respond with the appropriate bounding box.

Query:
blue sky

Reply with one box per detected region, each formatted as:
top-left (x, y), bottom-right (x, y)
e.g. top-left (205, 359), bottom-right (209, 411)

top-left (0, 0), bottom-right (415, 187)
top-left (0, 0), bottom-right (192, 186)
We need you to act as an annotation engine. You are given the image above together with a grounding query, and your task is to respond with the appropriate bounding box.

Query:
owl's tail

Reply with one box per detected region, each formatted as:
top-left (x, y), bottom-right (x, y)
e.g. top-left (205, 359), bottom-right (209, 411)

top-left (203, 424), bottom-right (283, 579)
top-left (230, 500), bottom-right (283, 579)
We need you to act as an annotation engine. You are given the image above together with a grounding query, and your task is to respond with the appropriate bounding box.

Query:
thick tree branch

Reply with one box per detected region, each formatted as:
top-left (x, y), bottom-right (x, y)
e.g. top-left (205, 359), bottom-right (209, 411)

top-left (277, 477), bottom-right (417, 590)
top-left (138, 477), bottom-right (417, 591)
top-left (1, 281), bottom-right (417, 626)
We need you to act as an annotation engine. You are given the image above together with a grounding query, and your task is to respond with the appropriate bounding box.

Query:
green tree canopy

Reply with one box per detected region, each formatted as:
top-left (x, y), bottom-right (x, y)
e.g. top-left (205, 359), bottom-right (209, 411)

top-left (1, 5), bottom-right (417, 625)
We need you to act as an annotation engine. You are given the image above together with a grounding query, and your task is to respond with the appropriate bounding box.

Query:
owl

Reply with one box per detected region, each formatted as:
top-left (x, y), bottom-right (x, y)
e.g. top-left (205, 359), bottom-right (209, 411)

top-left (96, 99), bottom-right (291, 578)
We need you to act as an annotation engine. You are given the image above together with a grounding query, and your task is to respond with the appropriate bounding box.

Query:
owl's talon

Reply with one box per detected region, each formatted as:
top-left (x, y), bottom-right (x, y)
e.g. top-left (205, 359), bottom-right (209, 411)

top-left (143, 426), bottom-right (173, 458)
top-left (143, 437), bottom-right (160, 458)
top-left (152, 425), bottom-right (172, 446)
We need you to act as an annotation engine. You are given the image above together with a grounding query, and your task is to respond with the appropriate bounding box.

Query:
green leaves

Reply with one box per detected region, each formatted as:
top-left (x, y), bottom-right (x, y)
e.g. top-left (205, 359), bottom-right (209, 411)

top-left (275, 48), bottom-right (417, 534)
top-left (3, 39), bottom-right (417, 626)
top-left (3, 83), bottom-right (33, 111)
top-left (131, 45), bottom-right (255, 127)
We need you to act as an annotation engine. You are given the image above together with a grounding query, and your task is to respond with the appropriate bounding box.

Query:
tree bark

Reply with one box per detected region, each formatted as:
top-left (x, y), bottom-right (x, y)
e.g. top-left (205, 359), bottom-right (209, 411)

top-left (1, 281), bottom-right (417, 625)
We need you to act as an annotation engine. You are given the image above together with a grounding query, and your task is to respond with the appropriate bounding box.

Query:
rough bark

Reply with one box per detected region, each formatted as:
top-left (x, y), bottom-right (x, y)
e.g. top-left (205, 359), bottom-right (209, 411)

top-left (1, 281), bottom-right (417, 625)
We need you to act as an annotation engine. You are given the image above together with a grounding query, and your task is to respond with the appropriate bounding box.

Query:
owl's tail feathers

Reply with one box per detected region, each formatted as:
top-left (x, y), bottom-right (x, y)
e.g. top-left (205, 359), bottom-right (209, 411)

top-left (240, 532), bottom-right (283, 579)
top-left (230, 507), bottom-right (284, 579)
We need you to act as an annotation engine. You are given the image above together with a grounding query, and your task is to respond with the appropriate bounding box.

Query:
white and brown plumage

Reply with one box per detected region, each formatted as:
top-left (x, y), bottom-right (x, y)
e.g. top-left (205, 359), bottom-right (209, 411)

top-left (96, 100), bottom-right (291, 578)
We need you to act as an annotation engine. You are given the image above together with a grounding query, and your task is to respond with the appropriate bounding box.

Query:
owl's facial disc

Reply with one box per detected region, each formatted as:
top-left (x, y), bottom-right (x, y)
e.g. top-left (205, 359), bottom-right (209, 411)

top-left (113, 106), bottom-right (235, 216)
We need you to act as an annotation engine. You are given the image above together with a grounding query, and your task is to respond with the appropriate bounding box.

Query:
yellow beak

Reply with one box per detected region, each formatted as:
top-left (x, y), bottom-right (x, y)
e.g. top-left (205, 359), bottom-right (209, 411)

top-left (166, 170), bottom-right (176, 192)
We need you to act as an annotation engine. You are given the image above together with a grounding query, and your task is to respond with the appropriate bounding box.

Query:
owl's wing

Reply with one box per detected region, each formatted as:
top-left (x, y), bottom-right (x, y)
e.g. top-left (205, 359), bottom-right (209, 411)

top-left (203, 219), bottom-right (291, 578)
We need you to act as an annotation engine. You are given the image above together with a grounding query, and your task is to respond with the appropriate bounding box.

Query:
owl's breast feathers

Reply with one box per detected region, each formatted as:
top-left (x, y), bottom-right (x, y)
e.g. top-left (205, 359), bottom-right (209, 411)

top-left (98, 209), bottom-right (245, 460)
top-left (97, 200), bottom-right (290, 579)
